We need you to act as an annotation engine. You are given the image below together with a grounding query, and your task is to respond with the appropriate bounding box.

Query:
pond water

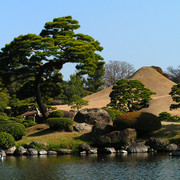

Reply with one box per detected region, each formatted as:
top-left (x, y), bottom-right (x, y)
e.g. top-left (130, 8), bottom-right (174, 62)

top-left (0, 153), bottom-right (179, 180)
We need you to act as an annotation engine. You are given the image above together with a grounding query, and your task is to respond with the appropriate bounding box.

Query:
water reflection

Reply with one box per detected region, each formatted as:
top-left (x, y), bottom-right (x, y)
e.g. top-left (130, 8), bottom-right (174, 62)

top-left (0, 154), bottom-right (179, 180)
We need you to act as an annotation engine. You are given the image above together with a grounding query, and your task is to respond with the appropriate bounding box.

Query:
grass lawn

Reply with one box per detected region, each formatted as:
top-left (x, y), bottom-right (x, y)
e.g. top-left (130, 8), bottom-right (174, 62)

top-left (153, 122), bottom-right (180, 144)
top-left (16, 121), bottom-right (180, 151)
top-left (16, 124), bottom-right (92, 151)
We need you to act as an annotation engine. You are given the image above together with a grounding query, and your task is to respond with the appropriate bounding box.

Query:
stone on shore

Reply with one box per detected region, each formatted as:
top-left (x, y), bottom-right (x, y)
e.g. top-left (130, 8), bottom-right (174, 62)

top-left (27, 148), bottom-right (38, 155)
top-left (38, 149), bottom-right (47, 155)
top-left (5, 146), bottom-right (16, 155)
top-left (15, 146), bottom-right (27, 155)
top-left (127, 143), bottom-right (149, 153)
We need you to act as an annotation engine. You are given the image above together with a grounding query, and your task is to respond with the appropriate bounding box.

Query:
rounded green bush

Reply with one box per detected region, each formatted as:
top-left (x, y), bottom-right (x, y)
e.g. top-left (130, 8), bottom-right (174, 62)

top-left (0, 123), bottom-right (26, 140)
top-left (47, 117), bottom-right (73, 131)
top-left (0, 132), bottom-right (15, 150)
top-left (114, 111), bottom-right (161, 133)
top-left (49, 110), bottom-right (64, 118)
top-left (9, 117), bottom-right (23, 124)
top-left (23, 120), bottom-right (37, 128)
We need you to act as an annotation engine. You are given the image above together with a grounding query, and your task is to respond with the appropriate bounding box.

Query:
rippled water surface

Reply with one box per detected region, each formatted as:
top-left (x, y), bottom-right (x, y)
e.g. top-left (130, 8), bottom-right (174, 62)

top-left (0, 153), bottom-right (179, 180)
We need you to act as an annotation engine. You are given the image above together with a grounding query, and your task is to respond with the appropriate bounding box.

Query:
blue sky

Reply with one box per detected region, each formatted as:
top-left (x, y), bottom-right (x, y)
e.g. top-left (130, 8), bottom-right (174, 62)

top-left (1, 0), bottom-right (180, 80)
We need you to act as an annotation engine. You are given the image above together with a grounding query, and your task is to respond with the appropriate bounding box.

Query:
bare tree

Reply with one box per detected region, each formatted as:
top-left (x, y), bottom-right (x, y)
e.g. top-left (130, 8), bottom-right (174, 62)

top-left (166, 66), bottom-right (180, 83)
top-left (103, 60), bottom-right (135, 87)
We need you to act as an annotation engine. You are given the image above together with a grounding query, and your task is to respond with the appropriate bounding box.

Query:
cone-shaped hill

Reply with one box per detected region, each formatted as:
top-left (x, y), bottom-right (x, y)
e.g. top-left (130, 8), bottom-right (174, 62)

top-left (56, 66), bottom-right (180, 116)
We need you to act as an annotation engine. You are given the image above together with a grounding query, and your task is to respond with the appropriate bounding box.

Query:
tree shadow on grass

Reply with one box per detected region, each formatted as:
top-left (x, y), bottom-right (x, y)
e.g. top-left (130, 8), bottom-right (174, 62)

top-left (74, 132), bottom-right (93, 142)
top-left (28, 128), bottom-right (57, 137)
top-left (153, 124), bottom-right (180, 139)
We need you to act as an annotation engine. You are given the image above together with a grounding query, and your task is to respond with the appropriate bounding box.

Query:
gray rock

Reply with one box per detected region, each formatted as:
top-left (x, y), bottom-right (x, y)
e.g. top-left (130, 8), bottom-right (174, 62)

top-left (47, 151), bottom-right (57, 155)
top-left (127, 143), bottom-right (149, 153)
top-left (15, 146), bottom-right (27, 155)
top-left (38, 149), bottom-right (47, 155)
top-left (89, 148), bottom-right (98, 154)
top-left (170, 148), bottom-right (180, 156)
top-left (95, 129), bottom-right (136, 149)
top-left (57, 148), bottom-right (73, 155)
top-left (166, 144), bottom-right (178, 152)
top-left (73, 123), bottom-right (91, 132)
top-left (5, 146), bottom-right (16, 155)
top-left (79, 144), bottom-right (91, 152)
top-left (98, 147), bottom-right (116, 154)
top-left (145, 138), bottom-right (170, 151)
top-left (74, 108), bottom-right (112, 125)
top-left (27, 148), bottom-right (38, 155)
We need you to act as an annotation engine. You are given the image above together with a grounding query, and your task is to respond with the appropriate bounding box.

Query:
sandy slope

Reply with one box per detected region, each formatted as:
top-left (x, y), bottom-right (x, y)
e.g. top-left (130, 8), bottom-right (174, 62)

top-left (55, 67), bottom-right (180, 116)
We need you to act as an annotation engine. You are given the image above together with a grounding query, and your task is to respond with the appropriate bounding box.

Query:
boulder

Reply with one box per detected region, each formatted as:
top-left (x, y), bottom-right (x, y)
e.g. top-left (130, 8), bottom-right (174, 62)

top-left (15, 146), bottom-right (27, 155)
top-left (63, 111), bottom-right (75, 119)
top-left (145, 138), bottom-right (170, 151)
top-left (47, 151), bottom-right (57, 155)
top-left (89, 148), bottom-right (98, 154)
top-left (5, 146), bottom-right (16, 155)
top-left (57, 148), bottom-right (73, 155)
top-left (38, 149), bottom-right (47, 155)
top-left (95, 129), bottom-right (136, 149)
top-left (127, 143), bottom-right (149, 153)
top-left (98, 147), bottom-right (116, 154)
top-left (73, 123), bottom-right (91, 132)
top-left (166, 144), bottom-right (178, 152)
top-left (27, 148), bottom-right (38, 155)
top-left (92, 121), bottom-right (114, 139)
top-left (79, 144), bottom-right (91, 152)
top-left (74, 108), bottom-right (112, 125)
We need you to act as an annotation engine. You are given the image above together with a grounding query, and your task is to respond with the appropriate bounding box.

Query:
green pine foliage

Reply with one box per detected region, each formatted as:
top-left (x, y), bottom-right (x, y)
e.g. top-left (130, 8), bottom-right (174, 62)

top-left (158, 112), bottom-right (180, 122)
top-left (108, 79), bottom-right (155, 112)
top-left (170, 83), bottom-right (180, 110)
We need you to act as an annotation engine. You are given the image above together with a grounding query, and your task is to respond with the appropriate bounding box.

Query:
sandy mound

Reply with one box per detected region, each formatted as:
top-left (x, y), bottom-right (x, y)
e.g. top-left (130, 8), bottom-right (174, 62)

top-left (55, 66), bottom-right (180, 116)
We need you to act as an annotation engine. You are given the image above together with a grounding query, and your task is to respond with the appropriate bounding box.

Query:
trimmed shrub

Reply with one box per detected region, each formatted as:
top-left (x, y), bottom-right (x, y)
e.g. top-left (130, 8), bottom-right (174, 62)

top-left (102, 107), bottom-right (122, 121)
top-left (0, 115), bottom-right (9, 124)
top-left (114, 112), bottom-right (161, 134)
top-left (0, 123), bottom-right (26, 140)
top-left (0, 132), bottom-right (15, 149)
top-left (23, 120), bottom-right (37, 128)
top-left (49, 110), bottom-right (64, 118)
top-left (9, 117), bottom-right (23, 124)
top-left (47, 117), bottom-right (73, 131)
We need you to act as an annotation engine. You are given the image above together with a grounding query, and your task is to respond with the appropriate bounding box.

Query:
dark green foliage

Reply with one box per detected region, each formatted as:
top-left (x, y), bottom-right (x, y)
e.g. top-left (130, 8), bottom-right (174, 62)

top-left (0, 132), bottom-right (15, 150)
top-left (108, 79), bottom-right (155, 112)
top-left (61, 75), bottom-right (88, 104)
top-left (114, 112), bottom-right (161, 134)
top-left (49, 110), bottom-right (64, 118)
top-left (158, 112), bottom-right (180, 122)
top-left (169, 83), bottom-right (180, 110)
top-left (23, 120), bottom-right (37, 128)
top-left (9, 117), bottom-right (23, 124)
top-left (102, 107), bottom-right (122, 121)
top-left (0, 16), bottom-right (104, 120)
top-left (84, 61), bottom-right (105, 93)
top-left (47, 117), bottom-right (73, 131)
top-left (69, 95), bottom-right (88, 111)
top-left (0, 123), bottom-right (26, 140)
top-left (9, 96), bottom-right (36, 116)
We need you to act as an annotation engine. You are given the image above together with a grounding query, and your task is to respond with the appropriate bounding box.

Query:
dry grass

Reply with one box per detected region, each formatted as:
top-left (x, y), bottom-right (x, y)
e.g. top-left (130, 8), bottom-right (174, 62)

top-left (153, 122), bottom-right (180, 145)
top-left (16, 124), bottom-right (91, 150)
top-left (54, 66), bottom-right (180, 116)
